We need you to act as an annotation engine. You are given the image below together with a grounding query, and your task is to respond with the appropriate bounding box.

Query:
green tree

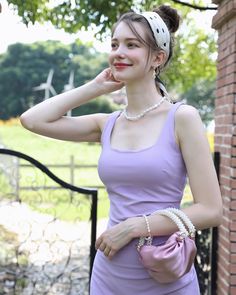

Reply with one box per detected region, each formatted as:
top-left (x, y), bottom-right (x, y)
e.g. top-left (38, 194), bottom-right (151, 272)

top-left (0, 40), bottom-right (111, 119)
top-left (163, 26), bottom-right (217, 94)
top-left (183, 79), bottom-right (216, 123)
top-left (2, 1), bottom-right (217, 121)
top-left (6, 1), bottom-right (216, 35)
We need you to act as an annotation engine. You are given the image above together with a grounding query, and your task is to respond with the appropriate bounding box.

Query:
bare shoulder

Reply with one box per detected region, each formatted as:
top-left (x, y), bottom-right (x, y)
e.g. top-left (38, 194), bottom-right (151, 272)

top-left (175, 104), bottom-right (205, 143)
top-left (175, 104), bottom-right (203, 130)
top-left (175, 104), bottom-right (201, 124)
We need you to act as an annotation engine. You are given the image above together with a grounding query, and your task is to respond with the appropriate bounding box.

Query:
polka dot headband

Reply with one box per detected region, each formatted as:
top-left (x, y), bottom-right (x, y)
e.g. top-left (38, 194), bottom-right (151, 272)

top-left (138, 12), bottom-right (170, 58)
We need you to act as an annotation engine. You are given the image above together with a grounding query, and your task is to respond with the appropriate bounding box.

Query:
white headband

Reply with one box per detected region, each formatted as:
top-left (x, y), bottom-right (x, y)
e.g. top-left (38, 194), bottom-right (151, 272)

top-left (139, 12), bottom-right (170, 58)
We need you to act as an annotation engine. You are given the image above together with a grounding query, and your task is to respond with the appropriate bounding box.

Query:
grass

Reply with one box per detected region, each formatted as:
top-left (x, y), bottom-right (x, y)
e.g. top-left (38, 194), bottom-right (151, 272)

top-left (0, 119), bottom-right (196, 222)
top-left (0, 122), bottom-right (101, 165)
top-left (0, 119), bottom-right (110, 220)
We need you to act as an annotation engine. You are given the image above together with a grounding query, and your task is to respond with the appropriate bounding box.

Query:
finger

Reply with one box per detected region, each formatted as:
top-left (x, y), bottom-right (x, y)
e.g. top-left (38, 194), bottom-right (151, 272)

top-left (108, 68), bottom-right (119, 82)
top-left (103, 247), bottom-right (111, 257)
top-left (95, 236), bottom-right (103, 250)
top-left (99, 242), bottom-right (107, 252)
top-left (107, 249), bottom-right (116, 260)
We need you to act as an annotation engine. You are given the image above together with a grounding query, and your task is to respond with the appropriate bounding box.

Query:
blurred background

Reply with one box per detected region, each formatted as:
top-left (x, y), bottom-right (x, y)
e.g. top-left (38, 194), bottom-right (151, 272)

top-left (0, 1), bottom-right (217, 294)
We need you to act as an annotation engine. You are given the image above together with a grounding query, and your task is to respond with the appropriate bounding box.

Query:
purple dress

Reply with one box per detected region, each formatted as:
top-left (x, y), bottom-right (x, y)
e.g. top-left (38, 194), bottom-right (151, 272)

top-left (90, 102), bottom-right (200, 295)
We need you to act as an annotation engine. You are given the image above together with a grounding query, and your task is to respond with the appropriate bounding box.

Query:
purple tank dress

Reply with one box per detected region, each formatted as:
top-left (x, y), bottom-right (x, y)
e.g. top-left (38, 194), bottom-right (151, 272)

top-left (90, 102), bottom-right (200, 295)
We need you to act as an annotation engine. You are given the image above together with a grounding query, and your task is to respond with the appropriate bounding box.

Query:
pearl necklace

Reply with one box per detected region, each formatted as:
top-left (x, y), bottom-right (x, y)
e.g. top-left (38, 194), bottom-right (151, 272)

top-left (123, 96), bottom-right (166, 121)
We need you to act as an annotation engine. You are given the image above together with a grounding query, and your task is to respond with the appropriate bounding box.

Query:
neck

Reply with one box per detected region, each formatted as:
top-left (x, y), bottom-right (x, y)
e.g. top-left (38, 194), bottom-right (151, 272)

top-left (125, 77), bottom-right (163, 114)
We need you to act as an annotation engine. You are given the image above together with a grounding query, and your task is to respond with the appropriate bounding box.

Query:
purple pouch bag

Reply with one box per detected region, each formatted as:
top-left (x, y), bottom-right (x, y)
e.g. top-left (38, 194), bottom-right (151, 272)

top-left (137, 208), bottom-right (197, 284)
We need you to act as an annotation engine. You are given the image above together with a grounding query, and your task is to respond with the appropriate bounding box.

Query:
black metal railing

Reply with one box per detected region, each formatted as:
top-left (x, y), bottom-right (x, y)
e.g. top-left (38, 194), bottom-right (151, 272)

top-left (0, 148), bottom-right (98, 295)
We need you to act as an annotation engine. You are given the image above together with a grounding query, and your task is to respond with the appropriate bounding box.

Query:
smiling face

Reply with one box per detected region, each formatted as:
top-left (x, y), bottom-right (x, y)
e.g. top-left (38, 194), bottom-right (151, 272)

top-left (109, 21), bottom-right (158, 83)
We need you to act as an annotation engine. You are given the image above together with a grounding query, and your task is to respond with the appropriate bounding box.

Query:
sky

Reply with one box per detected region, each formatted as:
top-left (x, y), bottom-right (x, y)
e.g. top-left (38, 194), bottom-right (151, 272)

top-left (0, 0), bottom-right (110, 54)
top-left (0, 0), bottom-right (217, 55)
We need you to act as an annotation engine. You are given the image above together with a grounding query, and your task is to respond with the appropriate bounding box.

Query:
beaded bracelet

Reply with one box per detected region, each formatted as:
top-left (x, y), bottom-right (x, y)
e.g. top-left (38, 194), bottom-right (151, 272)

top-left (143, 215), bottom-right (152, 246)
top-left (167, 208), bottom-right (196, 238)
top-left (157, 209), bottom-right (188, 238)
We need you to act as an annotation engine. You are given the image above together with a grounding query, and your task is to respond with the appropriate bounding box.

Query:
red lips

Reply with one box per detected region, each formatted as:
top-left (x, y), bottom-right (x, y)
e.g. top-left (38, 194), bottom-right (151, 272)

top-left (113, 63), bottom-right (133, 71)
top-left (114, 63), bottom-right (132, 67)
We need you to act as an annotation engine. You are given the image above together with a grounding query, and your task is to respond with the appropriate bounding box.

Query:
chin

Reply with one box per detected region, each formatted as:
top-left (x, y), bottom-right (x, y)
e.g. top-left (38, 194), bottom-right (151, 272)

top-left (113, 73), bottom-right (134, 83)
top-left (113, 74), bottom-right (126, 82)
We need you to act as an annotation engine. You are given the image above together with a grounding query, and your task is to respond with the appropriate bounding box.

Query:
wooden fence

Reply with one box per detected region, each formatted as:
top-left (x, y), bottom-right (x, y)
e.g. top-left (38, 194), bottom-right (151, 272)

top-left (12, 155), bottom-right (104, 200)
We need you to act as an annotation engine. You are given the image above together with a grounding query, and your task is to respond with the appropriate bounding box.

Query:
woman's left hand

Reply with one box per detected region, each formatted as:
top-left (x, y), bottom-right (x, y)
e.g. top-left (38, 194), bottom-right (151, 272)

top-left (95, 218), bottom-right (137, 260)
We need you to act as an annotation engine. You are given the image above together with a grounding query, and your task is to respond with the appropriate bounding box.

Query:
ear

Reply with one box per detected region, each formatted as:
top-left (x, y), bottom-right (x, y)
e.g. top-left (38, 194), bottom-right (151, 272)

top-left (152, 50), bottom-right (167, 69)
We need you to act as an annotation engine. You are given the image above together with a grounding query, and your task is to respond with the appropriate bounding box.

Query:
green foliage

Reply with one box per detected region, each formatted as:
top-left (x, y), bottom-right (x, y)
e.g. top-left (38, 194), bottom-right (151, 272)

top-left (160, 19), bottom-right (217, 122)
top-left (163, 25), bottom-right (217, 94)
top-left (7, 0), bottom-right (211, 36)
top-left (2, 1), bottom-right (217, 121)
top-left (73, 96), bottom-right (119, 116)
top-left (0, 40), bottom-right (113, 119)
top-left (183, 79), bottom-right (216, 123)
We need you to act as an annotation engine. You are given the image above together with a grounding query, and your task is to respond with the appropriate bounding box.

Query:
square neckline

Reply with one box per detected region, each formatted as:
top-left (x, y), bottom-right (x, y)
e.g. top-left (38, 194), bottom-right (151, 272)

top-left (109, 102), bottom-right (176, 153)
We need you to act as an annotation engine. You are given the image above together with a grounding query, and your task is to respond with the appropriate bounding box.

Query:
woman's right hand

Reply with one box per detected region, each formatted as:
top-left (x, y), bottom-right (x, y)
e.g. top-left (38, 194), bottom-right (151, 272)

top-left (94, 68), bottom-right (124, 94)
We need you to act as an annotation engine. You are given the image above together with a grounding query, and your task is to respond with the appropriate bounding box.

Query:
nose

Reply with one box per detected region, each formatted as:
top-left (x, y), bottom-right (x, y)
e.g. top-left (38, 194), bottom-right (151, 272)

top-left (114, 44), bottom-right (126, 59)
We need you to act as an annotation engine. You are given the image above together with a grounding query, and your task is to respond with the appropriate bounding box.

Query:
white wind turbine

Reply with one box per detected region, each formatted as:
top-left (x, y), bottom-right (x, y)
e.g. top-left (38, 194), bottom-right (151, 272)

top-left (63, 70), bottom-right (75, 116)
top-left (33, 69), bottom-right (57, 100)
top-left (63, 70), bottom-right (75, 92)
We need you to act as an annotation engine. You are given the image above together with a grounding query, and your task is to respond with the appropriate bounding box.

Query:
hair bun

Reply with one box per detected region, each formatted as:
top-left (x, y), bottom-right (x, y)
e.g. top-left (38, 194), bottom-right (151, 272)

top-left (153, 5), bottom-right (180, 33)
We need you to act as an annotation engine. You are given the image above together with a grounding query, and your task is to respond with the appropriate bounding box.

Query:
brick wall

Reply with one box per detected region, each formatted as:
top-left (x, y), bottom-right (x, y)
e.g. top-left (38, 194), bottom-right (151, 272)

top-left (212, 0), bottom-right (236, 294)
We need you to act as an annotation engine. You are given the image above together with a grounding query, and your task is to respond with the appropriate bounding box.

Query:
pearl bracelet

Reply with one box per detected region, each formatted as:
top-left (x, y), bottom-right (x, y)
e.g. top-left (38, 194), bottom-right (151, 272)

top-left (143, 215), bottom-right (152, 246)
top-left (167, 208), bottom-right (196, 238)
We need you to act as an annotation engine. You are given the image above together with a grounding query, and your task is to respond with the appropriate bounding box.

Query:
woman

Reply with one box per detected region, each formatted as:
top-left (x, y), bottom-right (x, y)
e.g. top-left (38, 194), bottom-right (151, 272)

top-left (20, 5), bottom-right (222, 295)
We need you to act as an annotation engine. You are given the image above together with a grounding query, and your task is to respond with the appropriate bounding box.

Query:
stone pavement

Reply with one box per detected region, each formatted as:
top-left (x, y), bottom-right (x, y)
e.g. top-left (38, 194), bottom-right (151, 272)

top-left (0, 201), bottom-right (107, 295)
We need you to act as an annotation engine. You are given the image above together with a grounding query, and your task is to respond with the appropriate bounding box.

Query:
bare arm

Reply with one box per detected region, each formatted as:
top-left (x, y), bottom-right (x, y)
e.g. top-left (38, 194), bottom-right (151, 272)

top-left (20, 68), bottom-right (124, 142)
top-left (133, 105), bottom-right (222, 234)
top-left (96, 105), bottom-right (223, 259)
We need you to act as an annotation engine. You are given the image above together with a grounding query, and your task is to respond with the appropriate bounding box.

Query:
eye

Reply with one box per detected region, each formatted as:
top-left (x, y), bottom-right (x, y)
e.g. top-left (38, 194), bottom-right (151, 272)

top-left (111, 43), bottom-right (118, 49)
top-left (127, 42), bottom-right (138, 48)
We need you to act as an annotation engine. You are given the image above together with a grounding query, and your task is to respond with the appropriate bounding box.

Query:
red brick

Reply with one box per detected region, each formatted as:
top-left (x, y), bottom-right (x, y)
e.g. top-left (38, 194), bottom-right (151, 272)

top-left (215, 104), bottom-right (234, 116)
top-left (214, 3), bottom-right (236, 293)
top-left (221, 165), bottom-right (231, 176)
top-left (232, 158), bottom-right (236, 168)
top-left (218, 54), bottom-right (236, 70)
top-left (221, 175), bottom-right (231, 186)
top-left (224, 204), bottom-right (232, 215)
top-left (218, 268), bottom-right (229, 286)
top-left (232, 190), bottom-right (236, 199)
top-left (231, 243), bottom-right (236, 253)
top-left (231, 232), bottom-right (236, 241)
top-left (230, 210), bottom-right (236, 221)
top-left (232, 170), bottom-right (236, 178)
top-left (231, 179), bottom-right (236, 189)
top-left (215, 137), bottom-right (223, 145)
top-left (218, 260), bottom-right (229, 279)
top-left (230, 221), bottom-right (236, 231)
top-left (215, 125), bottom-right (232, 134)
top-left (219, 224), bottom-right (230, 237)
top-left (221, 146), bottom-right (232, 155)
top-left (230, 275), bottom-right (236, 285)
top-left (216, 96), bottom-right (235, 106)
top-left (218, 284), bottom-right (229, 295)
top-left (230, 263), bottom-right (236, 274)
top-left (215, 115), bottom-right (233, 125)
top-left (221, 156), bottom-right (230, 166)
top-left (231, 254), bottom-right (236, 263)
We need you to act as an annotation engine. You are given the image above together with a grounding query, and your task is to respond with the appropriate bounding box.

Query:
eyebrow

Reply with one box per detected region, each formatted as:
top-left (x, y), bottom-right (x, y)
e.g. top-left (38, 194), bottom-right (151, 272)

top-left (111, 37), bottom-right (141, 42)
